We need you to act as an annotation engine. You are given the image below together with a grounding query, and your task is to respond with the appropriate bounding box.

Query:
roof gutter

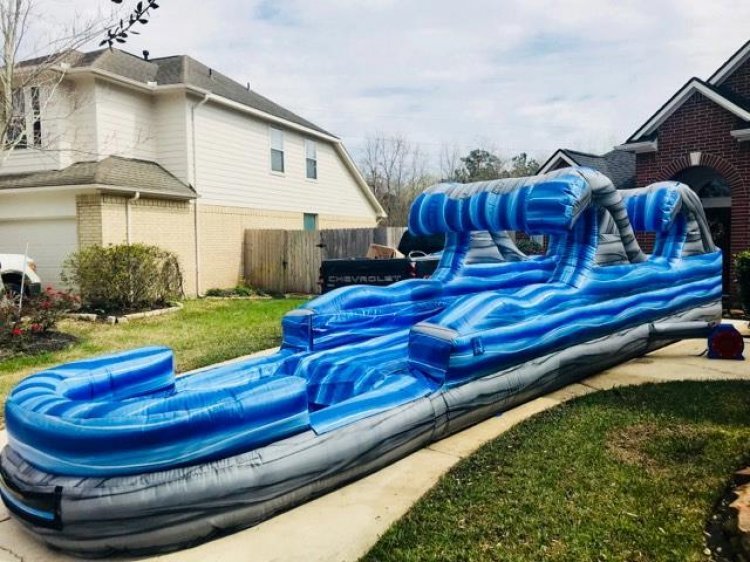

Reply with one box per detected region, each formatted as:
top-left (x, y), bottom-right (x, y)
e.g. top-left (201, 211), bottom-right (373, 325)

top-left (614, 140), bottom-right (659, 154)
top-left (0, 184), bottom-right (197, 200)
top-left (730, 128), bottom-right (750, 142)
top-left (332, 143), bottom-right (386, 219)
top-left (179, 88), bottom-right (341, 144)
top-left (125, 191), bottom-right (140, 244)
top-left (64, 66), bottom-right (157, 93)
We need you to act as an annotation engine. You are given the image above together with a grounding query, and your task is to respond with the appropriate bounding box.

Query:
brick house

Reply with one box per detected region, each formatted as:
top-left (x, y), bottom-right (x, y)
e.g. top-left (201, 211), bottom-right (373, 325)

top-left (539, 40), bottom-right (750, 298)
top-left (0, 49), bottom-right (385, 294)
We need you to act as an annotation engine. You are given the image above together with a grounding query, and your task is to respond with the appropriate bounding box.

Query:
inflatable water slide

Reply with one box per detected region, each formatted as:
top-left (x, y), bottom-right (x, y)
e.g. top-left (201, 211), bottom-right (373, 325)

top-left (0, 167), bottom-right (722, 556)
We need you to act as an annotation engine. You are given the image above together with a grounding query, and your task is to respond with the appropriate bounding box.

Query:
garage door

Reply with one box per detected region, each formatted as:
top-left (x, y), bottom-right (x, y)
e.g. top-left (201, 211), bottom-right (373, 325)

top-left (0, 218), bottom-right (78, 289)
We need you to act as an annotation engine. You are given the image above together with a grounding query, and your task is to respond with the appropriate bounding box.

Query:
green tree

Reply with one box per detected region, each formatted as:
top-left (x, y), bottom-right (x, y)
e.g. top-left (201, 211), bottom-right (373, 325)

top-left (508, 152), bottom-right (540, 176)
top-left (453, 149), bottom-right (540, 182)
top-left (455, 148), bottom-right (503, 182)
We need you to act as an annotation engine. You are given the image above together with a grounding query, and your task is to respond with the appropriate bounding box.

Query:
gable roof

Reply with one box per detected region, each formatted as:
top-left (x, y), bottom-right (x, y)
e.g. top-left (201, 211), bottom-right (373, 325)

top-left (708, 39), bottom-right (750, 86)
top-left (0, 156), bottom-right (196, 199)
top-left (624, 78), bottom-right (750, 143)
top-left (537, 148), bottom-right (636, 190)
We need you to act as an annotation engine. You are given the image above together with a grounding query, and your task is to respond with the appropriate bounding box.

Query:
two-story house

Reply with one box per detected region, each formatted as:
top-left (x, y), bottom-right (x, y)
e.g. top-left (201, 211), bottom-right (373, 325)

top-left (0, 49), bottom-right (385, 294)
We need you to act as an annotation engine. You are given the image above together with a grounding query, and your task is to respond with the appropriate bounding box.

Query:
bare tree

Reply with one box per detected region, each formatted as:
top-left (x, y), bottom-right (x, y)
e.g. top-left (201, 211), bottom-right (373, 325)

top-left (439, 142), bottom-right (463, 182)
top-left (361, 133), bottom-right (435, 226)
top-left (0, 0), bottom-right (133, 164)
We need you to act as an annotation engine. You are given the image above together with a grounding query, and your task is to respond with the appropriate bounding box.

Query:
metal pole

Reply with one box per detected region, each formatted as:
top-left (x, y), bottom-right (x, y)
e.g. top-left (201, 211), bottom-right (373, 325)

top-left (17, 241), bottom-right (29, 318)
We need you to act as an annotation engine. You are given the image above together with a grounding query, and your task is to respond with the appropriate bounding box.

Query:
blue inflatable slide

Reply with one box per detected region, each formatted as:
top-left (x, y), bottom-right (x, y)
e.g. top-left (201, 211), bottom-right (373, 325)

top-left (0, 167), bottom-right (722, 556)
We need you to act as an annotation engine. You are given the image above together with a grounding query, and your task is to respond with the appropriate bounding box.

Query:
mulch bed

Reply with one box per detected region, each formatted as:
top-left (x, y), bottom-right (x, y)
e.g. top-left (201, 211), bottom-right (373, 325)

top-left (0, 331), bottom-right (79, 361)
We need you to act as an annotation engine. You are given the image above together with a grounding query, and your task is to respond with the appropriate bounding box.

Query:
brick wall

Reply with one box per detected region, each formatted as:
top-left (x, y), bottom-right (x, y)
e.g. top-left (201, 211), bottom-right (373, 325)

top-left (96, 195), bottom-right (199, 295)
top-left (75, 194), bottom-right (104, 247)
top-left (635, 91), bottom-right (750, 296)
top-left (721, 59), bottom-right (750, 99)
top-left (76, 194), bottom-right (378, 296)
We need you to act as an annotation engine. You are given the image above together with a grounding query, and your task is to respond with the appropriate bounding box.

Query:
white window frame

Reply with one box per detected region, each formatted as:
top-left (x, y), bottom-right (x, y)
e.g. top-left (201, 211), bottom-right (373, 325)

top-left (5, 87), bottom-right (44, 150)
top-left (269, 127), bottom-right (285, 174)
top-left (305, 139), bottom-right (317, 180)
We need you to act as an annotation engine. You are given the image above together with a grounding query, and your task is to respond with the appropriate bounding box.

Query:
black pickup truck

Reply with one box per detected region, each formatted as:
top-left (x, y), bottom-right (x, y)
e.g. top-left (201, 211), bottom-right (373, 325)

top-left (319, 232), bottom-right (444, 293)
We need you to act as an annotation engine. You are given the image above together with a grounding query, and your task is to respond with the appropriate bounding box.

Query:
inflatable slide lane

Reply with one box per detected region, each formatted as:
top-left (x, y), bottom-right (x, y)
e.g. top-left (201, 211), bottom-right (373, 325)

top-left (0, 167), bottom-right (722, 557)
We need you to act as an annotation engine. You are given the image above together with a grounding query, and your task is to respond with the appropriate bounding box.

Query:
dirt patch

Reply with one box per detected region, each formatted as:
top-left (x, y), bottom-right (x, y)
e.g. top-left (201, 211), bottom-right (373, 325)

top-left (607, 422), bottom-right (716, 474)
top-left (608, 423), bottom-right (663, 472)
top-left (0, 331), bottom-right (78, 361)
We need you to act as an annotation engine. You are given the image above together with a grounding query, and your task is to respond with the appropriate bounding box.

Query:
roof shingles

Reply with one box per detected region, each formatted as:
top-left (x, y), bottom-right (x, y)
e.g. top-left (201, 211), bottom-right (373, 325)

top-left (0, 156), bottom-right (196, 198)
top-left (540, 149), bottom-right (636, 190)
top-left (74, 49), bottom-right (333, 136)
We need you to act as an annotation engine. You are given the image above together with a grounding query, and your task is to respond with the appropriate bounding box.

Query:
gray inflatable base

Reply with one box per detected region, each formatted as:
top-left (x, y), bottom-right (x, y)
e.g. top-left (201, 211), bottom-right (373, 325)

top-left (0, 300), bottom-right (720, 558)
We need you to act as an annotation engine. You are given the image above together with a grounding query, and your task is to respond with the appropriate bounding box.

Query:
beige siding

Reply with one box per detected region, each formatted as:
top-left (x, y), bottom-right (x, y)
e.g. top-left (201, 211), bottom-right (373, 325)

top-left (0, 149), bottom-right (62, 174)
top-left (193, 102), bottom-right (377, 221)
top-left (0, 83), bottom-right (80, 173)
top-left (95, 81), bottom-right (156, 161)
top-left (64, 79), bottom-right (99, 166)
top-left (154, 92), bottom-right (190, 183)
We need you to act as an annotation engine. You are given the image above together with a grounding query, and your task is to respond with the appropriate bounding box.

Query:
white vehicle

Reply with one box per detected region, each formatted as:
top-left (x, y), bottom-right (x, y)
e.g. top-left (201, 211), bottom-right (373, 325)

top-left (0, 254), bottom-right (42, 297)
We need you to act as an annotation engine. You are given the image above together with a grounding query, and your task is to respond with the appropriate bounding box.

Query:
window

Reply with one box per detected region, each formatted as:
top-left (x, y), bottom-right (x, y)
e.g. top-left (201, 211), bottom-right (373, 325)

top-left (303, 213), bottom-right (318, 231)
top-left (6, 89), bottom-right (27, 148)
top-left (30, 87), bottom-right (42, 147)
top-left (305, 140), bottom-right (317, 179)
top-left (4, 88), bottom-right (42, 149)
top-left (270, 127), bottom-right (284, 172)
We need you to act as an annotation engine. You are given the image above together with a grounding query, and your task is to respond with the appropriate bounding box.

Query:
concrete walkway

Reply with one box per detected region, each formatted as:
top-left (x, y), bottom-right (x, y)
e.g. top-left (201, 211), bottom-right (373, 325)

top-left (0, 320), bottom-right (747, 562)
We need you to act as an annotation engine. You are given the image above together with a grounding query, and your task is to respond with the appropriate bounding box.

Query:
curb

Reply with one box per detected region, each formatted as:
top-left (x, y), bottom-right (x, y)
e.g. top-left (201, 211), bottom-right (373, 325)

top-left (65, 302), bottom-right (184, 325)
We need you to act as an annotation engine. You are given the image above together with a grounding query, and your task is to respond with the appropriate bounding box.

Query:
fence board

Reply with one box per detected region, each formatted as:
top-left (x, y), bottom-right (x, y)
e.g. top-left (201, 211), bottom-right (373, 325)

top-left (244, 227), bottom-right (407, 294)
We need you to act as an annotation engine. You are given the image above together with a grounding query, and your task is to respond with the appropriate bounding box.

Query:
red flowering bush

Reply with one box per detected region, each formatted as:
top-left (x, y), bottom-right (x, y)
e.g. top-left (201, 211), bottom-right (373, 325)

top-left (0, 288), bottom-right (80, 348)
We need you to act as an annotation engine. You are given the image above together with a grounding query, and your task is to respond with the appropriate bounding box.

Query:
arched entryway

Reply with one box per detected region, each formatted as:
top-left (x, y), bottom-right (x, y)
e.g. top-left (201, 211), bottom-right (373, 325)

top-left (672, 166), bottom-right (732, 293)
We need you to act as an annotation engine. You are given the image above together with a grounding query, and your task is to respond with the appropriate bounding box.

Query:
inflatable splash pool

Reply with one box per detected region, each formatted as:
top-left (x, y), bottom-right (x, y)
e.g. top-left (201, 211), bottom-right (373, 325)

top-left (0, 167), bottom-right (722, 556)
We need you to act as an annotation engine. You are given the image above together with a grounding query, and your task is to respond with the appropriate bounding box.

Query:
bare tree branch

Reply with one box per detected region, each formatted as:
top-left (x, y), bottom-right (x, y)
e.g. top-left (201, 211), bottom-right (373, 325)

top-left (361, 133), bottom-right (436, 226)
top-left (0, 0), bottom-right (136, 165)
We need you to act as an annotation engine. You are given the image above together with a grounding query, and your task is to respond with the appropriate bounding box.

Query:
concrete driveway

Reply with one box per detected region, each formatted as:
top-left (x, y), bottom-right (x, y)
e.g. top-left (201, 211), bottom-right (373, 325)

top-left (0, 320), bottom-right (747, 562)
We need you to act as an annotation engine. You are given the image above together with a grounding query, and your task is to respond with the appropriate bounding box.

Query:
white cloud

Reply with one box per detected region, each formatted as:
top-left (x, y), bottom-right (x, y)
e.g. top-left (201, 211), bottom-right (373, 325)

top-left (30, 0), bottom-right (750, 166)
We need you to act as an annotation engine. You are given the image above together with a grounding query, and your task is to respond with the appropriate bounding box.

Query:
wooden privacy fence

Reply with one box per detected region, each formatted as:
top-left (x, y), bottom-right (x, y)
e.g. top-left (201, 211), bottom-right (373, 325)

top-left (244, 227), bottom-right (406, 294)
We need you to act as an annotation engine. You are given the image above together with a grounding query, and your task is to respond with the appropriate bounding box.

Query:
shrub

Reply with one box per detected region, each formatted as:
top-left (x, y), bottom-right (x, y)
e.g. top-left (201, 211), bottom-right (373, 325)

top-left (736, 250), bottom-right (750, 315)
top-left (62, 244), bottom-right (183, 314)
top-left (204, 284), bottom-right (260, 298)
top-left (0, 288), bottom-right (79, 347)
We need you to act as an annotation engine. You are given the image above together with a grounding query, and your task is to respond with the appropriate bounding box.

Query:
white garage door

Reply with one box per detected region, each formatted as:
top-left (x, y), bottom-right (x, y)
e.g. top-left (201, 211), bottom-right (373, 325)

top-left (0, 218), bottom-right (78, 289)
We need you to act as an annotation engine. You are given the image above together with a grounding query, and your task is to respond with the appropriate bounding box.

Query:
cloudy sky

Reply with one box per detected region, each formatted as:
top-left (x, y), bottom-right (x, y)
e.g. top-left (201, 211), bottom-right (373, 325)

top-left (41, 1), bottom-right (750, 166)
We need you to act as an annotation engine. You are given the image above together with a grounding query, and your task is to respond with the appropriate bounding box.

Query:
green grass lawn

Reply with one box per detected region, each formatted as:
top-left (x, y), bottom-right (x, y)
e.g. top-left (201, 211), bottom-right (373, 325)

top-left (0, 298), bottom-right (305, 411)
top-left (364, 381), bottom-right (750, 562)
